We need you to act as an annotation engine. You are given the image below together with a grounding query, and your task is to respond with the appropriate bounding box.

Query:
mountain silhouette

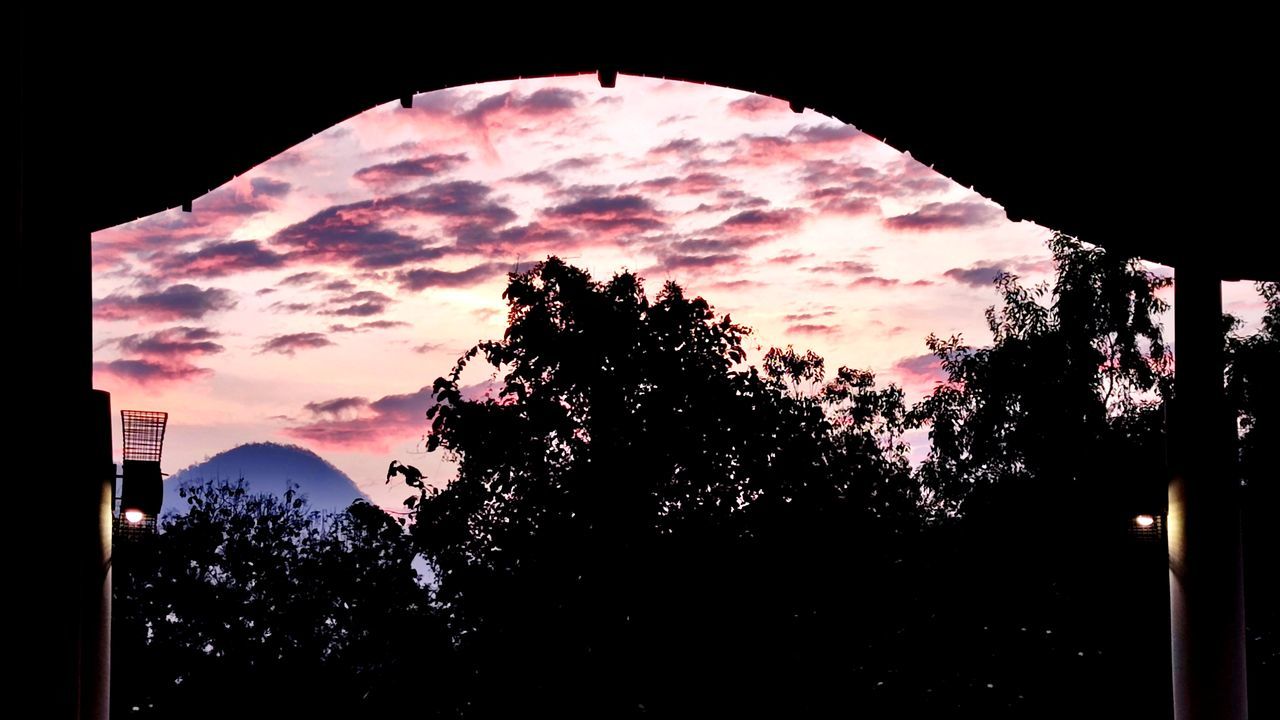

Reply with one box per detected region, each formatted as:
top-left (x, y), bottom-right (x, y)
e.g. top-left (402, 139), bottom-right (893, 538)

top-left (163, 442), bottom-right (367, 516)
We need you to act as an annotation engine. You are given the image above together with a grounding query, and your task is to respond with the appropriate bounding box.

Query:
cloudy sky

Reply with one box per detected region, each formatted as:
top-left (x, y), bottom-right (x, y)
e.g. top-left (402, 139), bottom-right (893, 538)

top-left (91, 74), bottom-right (1267, 510)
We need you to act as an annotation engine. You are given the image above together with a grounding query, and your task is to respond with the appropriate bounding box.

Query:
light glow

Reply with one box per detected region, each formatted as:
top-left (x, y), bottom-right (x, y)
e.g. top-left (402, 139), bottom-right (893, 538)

top-left (1134, 514), bottom-right (1155, 528)
top-left (124, 509), bottom-right (145, 524)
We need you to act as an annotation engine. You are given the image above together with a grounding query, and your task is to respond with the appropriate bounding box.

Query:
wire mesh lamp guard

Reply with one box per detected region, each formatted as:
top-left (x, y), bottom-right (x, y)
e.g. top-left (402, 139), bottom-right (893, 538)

top-left (120, 410), bottom-right (168, 520)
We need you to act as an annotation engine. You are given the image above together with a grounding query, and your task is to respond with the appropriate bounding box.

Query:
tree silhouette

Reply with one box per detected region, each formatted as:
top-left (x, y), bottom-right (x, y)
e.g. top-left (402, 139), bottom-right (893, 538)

top-left (898, 232), bottom-right (1177, 716)
top-left (112, 479), bottom-right (456, 719)
top-left (412, 257), bottom-right (917, 715)
top-left (1227, 281), bottom-right (1280, 716)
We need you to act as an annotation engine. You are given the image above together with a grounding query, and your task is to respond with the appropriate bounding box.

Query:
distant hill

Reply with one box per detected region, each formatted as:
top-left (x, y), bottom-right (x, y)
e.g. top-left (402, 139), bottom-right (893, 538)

top-left (163, 442), bottom-right (367, 515)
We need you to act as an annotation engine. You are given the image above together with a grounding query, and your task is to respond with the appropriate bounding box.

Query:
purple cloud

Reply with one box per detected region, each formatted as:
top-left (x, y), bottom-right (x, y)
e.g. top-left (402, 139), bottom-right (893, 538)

top-left (943, 265), bottom-right (1006, 287)
top-left (326, 320), bottom-right (409, 333)
top-left (885, 201), bottom-right (1005, 231)
top-left (354, 153), bottom-right (469, 188)
top-left (396, 262), bottom-right (508, 291)
top-left (304, 396), bottom-right (370, 416)
top-left (249, 177), bottom-right (292, 197)
top-left (112, 326), bottom-right (224, 357)
top-left (285, 385), bottom-right (436, 451)
top-left (93, 284), bottom-right (236, 322)
top-left (804, 260), bottom-right (877, 275)
top-left (280, 271), bottom-right (326, 286)
top-left (259, 333), bottom-right (334, 356)
top-left (93, 358), bottom-right (211, 385)
top-left (270, 181), bottom-right (512, 268)
top-left (154, 240), bottom-right (289, 278)
top-left (727, 95), bottom-right (790, 118)
top-left (544, 194), bottom-right (666, 235)
top-left (323, 290), bottom-right (393, 317)
top-left (787, 323), bottom-right (839, 336)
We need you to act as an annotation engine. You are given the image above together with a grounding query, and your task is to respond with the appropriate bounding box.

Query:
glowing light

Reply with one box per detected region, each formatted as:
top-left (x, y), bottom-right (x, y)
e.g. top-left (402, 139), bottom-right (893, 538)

top-left (124, 509), bottom-right (145, 524)
top-left (1134, 514), bottom-right (1155, 528)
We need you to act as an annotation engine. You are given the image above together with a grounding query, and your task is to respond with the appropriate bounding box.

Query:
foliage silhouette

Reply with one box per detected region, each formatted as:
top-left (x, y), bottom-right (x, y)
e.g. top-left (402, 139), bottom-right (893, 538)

top-left (112, 479), bottom-right (457, 719)
top-left (413, 257), bottom-right (918, 715)
top-left (114, 240), bottom-right (1278, 718)
top-left (1228, 281), bottom-right (1280, 715)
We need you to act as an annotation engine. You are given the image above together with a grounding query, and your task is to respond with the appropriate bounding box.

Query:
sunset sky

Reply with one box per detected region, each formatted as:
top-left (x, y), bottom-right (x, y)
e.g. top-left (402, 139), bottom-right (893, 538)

top-left (91, 74), bottom-right (1267, 510)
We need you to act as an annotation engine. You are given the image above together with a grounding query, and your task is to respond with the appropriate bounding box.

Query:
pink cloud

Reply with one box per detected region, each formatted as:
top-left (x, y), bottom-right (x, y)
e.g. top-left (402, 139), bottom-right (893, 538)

top-left (353, 153), bottom-right (470, 189)
top-left (92, 176), bottom-right (290, 271)
top-left (849, 276), bottom-right (900, 288)
top-left (285, 385), bottom-right (444, 452)
top-left (726, 94), bottom-right (792, 119)
top-left (93, 326), bottom-right (224, 387)
top-left (891, 353), bottom-right (947, 395)
top-left (94, 358), bottom-right (212, 386)
top-left (786, 323), bottom-right (840, 336)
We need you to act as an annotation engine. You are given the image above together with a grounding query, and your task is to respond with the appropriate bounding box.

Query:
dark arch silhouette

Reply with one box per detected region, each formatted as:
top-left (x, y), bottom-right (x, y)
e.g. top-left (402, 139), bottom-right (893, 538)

top-left (21, 16), bottom-right (1272, 720)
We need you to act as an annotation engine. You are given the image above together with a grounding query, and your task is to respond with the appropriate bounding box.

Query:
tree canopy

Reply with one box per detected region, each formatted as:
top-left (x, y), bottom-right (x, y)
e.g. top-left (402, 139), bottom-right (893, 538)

top-left (413, 257), bottom-right (918, 715)
top-left (113, 238), bottom-right (1278, 718)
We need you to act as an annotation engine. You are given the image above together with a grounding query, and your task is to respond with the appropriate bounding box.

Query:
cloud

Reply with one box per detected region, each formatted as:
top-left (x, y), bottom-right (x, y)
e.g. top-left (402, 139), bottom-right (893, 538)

top-left (328, 320), bottom-right (410, 333)
top-left (885, 201), bottom-right (1005, 231)
top-left (280, 271), bottom-right (327, 286)
top-left (788, 123), bottom-right (865, 145)
top-left (718, 208), bottom-right (805, 233)
top-left (892, 353), bottom-right (947, 392)
top-left (543, 194), bottom-right (666, 236)
top-left (94, 326), bottom-right (225, 386)
top-left (154, 240), bottom-right (289, 278)
top-left (111, 326), bottom-right (224, 357)
top-left (652, 251), bottom-right (743, 272)
top-left (768, 253), bottom-right (810, 265)
top-left (304, 396), bottom-right (370, 416)
top-left (719, 123), bottom-right (869, 169)
top-left (258, 332), bottom-right (334, 355)
top-left (625, 172), bottom-right (732, 196)
top-left (392, 87), bottom-right (587, 160)
top-left (322, 279), bottom-right (357, 292)
top-left (810, 193), bottom-right (880, 216)
top-left (453, 222), bottom-right (575, 252)
top-left (92, 173), bottom-right (295, 271)
top-left (849, 276), bottom-right (900, 288)
top-left (353, 153), bottom-right (469, 188)
top-left (552, 156), bottom-right (604, 171)
top-left (783, 310), bottom-right (835, 322)
top-left (800, 158), bottom-right (954, 199)
top-left (270, 181), bottom-right (513, 269)
top-left (786, 323), bottom-right (839, 336)
top-left (648, 138), bottom-right (707, 157)
top-left (323, 290), bottom-right (393, 317)
top-left (463, 87), bottom-right (585, 126)
top-left (804, 260), bottom-right (877, 275)
top-left (285, 385), bottom-right (439, 451)
top-left (93, 358), bottom-right (212, 385)
top-left (943, 265), bottom-right (1006, 287)
top-left (249, 177), bottom-right (292, 197)
top-left (396, 262), bottom-right (509, 291)
top-left (268, 301), bottom-right (314, 313)
top-left (93, 284), bottom-right (236, 322)
top-left (509, 170), bottom-right (560, 186)
top-left (726, 94), bottom-right (791, 119)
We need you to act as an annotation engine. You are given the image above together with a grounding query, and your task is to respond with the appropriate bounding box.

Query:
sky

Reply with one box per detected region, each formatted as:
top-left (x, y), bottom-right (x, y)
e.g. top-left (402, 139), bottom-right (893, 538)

top-left (91, 74), bottom-right (1268, 511)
